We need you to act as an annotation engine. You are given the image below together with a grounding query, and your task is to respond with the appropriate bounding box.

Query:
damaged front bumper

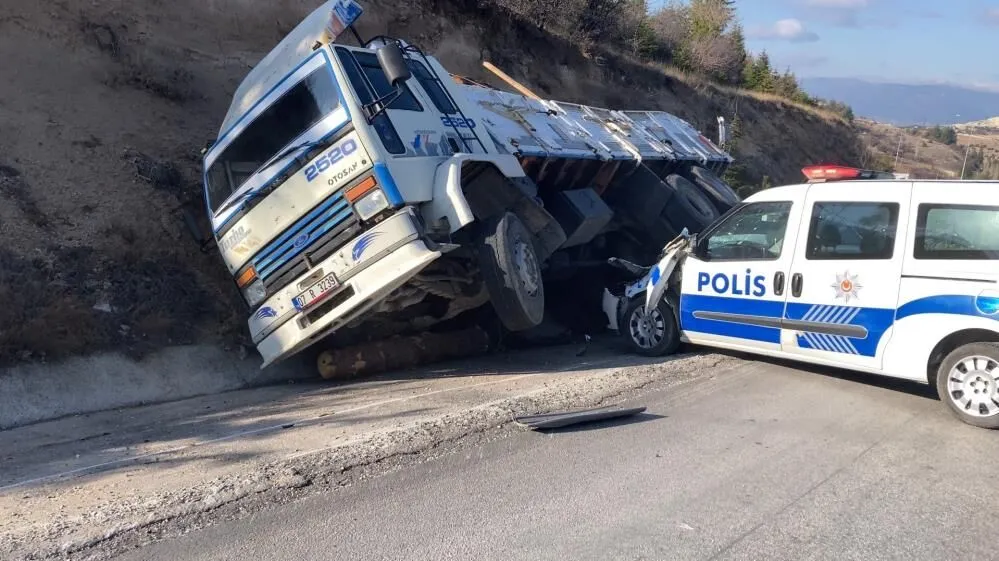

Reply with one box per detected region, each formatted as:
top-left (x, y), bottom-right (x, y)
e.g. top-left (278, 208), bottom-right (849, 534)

top-left (249, 208), bottom-right (441, 368)
top-left (602, 230), bottom-right (692, 332)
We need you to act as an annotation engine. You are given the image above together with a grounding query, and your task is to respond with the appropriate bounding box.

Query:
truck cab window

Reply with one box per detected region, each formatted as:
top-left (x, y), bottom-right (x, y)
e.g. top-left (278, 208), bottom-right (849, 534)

top-left (206, 65), bottom-right (341, 212)
top-left (701, 202), bottom-right (792, 261)
top-left (335, 47), bottom-right (422, 112)
top-left (408, 61), bottom-right (457, 114)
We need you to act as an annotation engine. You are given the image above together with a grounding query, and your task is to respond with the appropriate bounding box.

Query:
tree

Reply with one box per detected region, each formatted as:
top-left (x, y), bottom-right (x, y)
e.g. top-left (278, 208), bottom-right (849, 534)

top-left (688, 28), bottom-right (745, 83)
top-left (649, 2), bottom-right (692, 64)
top-left (742, 51), bottom-right (774, 93)
top-left (927, 126), bottom-right (957, 145)
top-left (689, 0), bottom-right (735, 39)
top-left (728, 23), bottom-right (747, 70)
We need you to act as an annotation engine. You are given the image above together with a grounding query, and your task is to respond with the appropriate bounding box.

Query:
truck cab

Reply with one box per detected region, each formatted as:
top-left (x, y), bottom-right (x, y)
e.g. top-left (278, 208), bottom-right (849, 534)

top-left (203, 1), bottom-right (562, 367)
top-left (610, 166), bottom-right (999, 428)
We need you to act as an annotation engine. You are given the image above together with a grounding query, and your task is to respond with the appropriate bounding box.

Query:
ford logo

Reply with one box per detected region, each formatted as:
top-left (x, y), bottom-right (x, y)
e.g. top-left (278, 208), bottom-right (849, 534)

top-left (293, 233), bottom-right (310, 249)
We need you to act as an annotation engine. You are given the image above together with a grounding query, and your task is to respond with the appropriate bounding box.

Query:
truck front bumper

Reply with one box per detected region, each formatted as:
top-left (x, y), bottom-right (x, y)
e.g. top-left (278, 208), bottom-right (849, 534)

top-left (250, 209), bottom-right (441, 368)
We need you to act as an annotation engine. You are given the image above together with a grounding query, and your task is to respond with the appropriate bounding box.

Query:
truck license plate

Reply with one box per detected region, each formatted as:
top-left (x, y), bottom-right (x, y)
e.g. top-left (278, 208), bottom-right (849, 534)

top-left (293, 273), bottom-right (340, 311)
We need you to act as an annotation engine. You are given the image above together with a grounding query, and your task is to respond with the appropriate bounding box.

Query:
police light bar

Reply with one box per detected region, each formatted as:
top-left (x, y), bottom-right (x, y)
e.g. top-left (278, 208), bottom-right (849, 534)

top-left (802, 165), bottom-right (896, 182)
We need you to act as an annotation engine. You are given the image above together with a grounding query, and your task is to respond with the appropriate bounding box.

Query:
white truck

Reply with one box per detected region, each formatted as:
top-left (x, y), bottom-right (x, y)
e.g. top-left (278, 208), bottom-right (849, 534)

top-left (201, 0), bottom-right (739, 367)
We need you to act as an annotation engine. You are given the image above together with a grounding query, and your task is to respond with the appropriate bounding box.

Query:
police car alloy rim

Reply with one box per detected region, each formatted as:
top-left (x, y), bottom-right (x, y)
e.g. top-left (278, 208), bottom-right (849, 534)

top-left (629, 306), bottom-right (666, 349)
top-left (946, 354), bottom-right (999, 417)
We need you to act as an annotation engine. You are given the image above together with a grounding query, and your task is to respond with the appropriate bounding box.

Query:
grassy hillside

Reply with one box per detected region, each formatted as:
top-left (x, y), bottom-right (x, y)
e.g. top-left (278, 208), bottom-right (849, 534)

top-left (0, 0), bottom-right (862, 365)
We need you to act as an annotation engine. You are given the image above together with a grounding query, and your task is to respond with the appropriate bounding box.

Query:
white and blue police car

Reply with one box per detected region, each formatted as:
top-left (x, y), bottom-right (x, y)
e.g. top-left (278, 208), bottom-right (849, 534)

top-left (608, 165), bottom-right (999, 428)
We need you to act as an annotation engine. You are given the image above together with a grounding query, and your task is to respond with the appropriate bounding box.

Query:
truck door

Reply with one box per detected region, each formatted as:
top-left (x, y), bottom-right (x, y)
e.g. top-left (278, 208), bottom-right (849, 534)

top-left (679, 188), bottom-right (806, 354)
top-left (781, 182), bottom-right (912, 371)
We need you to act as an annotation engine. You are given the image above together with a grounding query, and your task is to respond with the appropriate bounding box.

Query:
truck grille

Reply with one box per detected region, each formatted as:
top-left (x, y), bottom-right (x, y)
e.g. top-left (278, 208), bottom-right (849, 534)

top-left (252, 191), bottom-right (359, 291)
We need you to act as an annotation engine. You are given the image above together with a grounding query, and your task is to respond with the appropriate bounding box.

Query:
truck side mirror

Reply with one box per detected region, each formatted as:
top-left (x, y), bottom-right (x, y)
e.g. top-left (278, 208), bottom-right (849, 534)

top-left (376, 42), bottom-right (411, 86)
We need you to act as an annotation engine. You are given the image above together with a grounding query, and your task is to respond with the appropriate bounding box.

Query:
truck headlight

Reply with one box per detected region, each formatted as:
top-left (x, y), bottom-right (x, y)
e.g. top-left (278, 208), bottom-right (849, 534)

top-left (353, 188), bottom-right (389, 221)
top-left (242, 278), bottom-right (267, 307)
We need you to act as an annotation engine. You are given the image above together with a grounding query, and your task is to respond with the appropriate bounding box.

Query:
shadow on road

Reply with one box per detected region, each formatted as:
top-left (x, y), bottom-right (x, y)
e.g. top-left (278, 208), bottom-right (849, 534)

top-left (705, 347), bottom-right (940, 402)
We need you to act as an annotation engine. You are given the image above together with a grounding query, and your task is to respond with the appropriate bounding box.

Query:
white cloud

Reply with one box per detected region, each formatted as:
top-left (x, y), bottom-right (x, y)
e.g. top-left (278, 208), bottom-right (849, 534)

top-left (987, 8), bottom-right (999, 25)
top-left (748, 19), bottom-right (821, 42)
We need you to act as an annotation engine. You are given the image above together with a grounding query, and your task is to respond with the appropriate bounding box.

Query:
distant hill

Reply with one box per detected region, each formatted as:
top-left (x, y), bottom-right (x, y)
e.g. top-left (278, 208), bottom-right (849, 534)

top-left (800, 78), bottom-right (999, 126)
top-left (956, 117), bottom-right (999, 131)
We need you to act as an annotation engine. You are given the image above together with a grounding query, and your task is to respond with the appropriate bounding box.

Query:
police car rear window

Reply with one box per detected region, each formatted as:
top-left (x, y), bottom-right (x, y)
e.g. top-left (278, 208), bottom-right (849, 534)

top-left (806, 202), bottom-right (899, 261)
top-left (915, 204), bottom-right (999, 260)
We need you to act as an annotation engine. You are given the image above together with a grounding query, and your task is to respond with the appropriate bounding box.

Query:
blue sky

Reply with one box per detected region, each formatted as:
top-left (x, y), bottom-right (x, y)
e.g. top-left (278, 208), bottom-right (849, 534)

top-left (717, 0), bottom-right (999, 90)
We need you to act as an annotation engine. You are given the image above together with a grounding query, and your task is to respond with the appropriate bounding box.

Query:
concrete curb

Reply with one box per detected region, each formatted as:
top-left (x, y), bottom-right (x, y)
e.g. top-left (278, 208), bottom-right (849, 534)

top-left (0, 345), bottom-right (312, 429)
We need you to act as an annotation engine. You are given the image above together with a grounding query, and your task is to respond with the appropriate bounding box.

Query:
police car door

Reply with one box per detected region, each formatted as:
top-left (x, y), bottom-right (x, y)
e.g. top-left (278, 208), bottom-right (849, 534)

top-left (781, 182), bottom-right (912, 371)
top-left (679, 187), bottom-right (806, 354)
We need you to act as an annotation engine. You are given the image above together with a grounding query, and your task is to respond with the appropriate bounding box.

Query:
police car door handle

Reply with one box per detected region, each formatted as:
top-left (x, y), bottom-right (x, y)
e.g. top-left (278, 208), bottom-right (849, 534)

top-left (774, 271), bottom-right (785, 296)
top-left (791, 273), bottom-right (803, 298)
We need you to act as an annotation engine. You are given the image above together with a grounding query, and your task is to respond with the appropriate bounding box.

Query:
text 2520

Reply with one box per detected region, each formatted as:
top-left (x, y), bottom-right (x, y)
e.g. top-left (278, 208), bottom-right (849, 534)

top-left (304, 139), bottom-right (358, 182)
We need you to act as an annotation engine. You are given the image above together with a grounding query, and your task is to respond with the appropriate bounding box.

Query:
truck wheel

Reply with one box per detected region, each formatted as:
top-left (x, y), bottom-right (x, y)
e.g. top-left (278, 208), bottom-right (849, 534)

top-left (664, 174), bottom-right (719, 234)
top-left (478, 212), bottom-right (544, 332)
top-left (621, 297), bottom-right (679, 357)
top-left (935, 343), bottom-right (999, 429)
top-left (688, 166), bottom-right (741, 212)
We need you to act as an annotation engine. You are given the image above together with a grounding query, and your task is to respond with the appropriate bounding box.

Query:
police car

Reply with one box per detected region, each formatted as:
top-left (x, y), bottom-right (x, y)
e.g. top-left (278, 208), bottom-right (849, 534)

top-left (610, 165), bottom-right (999, 428)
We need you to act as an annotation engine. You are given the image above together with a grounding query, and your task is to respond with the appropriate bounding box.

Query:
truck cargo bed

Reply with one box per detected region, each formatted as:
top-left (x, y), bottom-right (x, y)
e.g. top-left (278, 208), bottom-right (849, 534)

top-left (458, 83), bottom-right (733, 170)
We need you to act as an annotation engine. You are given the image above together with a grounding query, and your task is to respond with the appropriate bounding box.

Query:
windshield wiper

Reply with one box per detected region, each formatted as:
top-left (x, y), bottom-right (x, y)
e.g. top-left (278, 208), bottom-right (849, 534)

top-left (214, 138), bottom-right (327, 216)
top-left (257, 137), bottom-right (327, 174)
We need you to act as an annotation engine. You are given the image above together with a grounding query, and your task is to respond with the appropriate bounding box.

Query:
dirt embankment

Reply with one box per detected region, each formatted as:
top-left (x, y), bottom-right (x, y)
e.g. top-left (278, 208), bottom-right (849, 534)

top-left (0, 0), bottom-right (862, 366)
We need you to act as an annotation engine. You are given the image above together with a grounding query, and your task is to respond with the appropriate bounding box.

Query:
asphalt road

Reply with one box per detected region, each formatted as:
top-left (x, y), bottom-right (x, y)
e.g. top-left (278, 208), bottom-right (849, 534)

top-left (113, 357), bottom-right (999, 561)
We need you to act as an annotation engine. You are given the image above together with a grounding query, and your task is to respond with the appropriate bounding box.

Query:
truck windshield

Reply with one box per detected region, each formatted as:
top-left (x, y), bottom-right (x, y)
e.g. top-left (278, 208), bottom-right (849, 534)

top-left (205, 67), bottom-right (341, 213)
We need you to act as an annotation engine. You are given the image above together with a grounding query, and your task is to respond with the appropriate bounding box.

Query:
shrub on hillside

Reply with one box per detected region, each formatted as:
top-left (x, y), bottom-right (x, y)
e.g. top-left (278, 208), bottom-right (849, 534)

top-left (814, 99), bottom-right (854, 122)
top-left (926, 125), bottom-right (958, 145)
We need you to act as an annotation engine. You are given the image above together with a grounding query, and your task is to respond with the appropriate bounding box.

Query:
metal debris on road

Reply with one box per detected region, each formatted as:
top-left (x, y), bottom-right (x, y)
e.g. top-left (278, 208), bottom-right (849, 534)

top-left (514, 405), bottom-right (647, 430)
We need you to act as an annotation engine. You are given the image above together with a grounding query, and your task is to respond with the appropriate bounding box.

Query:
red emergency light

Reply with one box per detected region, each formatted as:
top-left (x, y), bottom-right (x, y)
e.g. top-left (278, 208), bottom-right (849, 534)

top-left (801, 165), bottom-right (896, 183)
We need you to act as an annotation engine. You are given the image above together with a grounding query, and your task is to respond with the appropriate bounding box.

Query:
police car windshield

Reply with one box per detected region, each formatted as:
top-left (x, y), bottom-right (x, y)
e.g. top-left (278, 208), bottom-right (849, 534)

top-left (205, 67), bottom-right (341, 213)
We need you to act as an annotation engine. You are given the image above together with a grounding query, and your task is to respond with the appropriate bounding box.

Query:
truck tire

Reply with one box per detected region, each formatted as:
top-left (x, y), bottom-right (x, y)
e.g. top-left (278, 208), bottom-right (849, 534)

top-left (663, 174), bottom-right (719, 234)
top-left (688, 166), bottom-right (741, 212)
top-left (478, 212), bottom-right (545, 332)
top-left (621, 297), bottom-right (679, 357)
top-left (935, 342), bottom-right (999, 429)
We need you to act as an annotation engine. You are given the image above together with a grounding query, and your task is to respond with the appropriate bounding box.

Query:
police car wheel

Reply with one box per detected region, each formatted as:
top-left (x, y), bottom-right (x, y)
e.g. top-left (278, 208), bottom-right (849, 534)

top-left (478, 212), bottom-right (545, 332)
top-left (936, 343), bottom-right (999, 429)
top-left (622, 297), bottom-right (679, 357)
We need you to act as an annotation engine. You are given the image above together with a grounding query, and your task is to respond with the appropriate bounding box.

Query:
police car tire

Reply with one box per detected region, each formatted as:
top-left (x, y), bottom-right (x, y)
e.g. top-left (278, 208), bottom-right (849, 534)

top-left (687, 166), bottom-right (741, 212)
top-left (478, 212), bottom-right (545, 332)
top-left (621, 297), bottom-right (680, 357)
top-left (936, 343), bottom-right (999, 429)
top-left (664, 174), bottom-right (720, 233)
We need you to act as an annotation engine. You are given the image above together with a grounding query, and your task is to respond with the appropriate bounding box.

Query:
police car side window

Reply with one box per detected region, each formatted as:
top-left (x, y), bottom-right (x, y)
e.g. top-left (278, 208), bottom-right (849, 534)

top-left (702, 202), bottom-right (792, 262)
top-left (915, 204), bottom-right (999, 260)
top-left (806, 202), bottom-right (899, 260)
